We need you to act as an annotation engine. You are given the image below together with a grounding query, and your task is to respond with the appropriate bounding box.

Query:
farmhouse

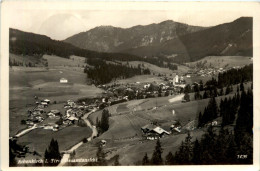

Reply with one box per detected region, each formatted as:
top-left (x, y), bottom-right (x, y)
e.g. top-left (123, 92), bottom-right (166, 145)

top-left (60, 78), bottom-right (68, 83)
top-left (40, 102), bottom-right (48, 107)
top-left (141, 124), bottom-right (170, 138)
top-left (152, 127), bottom-right (170, 136)
top-left (43, 99), bottom-right (51, 104)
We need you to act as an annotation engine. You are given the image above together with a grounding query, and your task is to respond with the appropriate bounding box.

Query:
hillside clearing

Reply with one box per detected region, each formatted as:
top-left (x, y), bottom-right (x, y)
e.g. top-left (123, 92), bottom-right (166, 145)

top-left (186, 56), bottom-right (252, 69)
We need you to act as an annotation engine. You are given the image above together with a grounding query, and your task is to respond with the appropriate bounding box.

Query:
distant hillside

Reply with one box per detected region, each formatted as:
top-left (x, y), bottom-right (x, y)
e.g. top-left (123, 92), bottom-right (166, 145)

top-left (64, 20), bottom-right (205, 53)
top-left (176, 17), bottom-right (253, 62)
top-left (9, 28), bottom-right (186, 69)
top-left (123, 17), bottom-right (253, 63)
top-left (9, 28), bottom-right (143, 62)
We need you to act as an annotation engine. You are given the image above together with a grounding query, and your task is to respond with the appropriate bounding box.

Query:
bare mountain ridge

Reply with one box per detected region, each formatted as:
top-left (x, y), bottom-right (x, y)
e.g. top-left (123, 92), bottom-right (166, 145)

top-left (64, 20), bottom-right (206, 53)
top-left (65, 17), bottom-right (253, 63)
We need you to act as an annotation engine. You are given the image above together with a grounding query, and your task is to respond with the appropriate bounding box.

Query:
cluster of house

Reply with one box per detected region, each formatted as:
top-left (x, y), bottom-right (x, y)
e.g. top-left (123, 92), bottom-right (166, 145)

top-left (23, 97), bottom-right (93, 132)
top-left (25, 99), bottom-right (51, 126)
top-left (41, 100), bottom-right (88, 131)
top-left (141, 121), bottom-right (182, 140)
top-left (195, 68), bottom-right (226, 77)
top-left (62, 100), bottom-right (83, 125)
top-left (98, 81), bottom-right (186, 104)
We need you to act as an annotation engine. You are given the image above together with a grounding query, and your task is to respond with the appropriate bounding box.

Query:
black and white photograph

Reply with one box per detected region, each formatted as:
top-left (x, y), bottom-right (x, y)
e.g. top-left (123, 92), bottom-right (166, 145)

top-left (1, 1), bottom-right (260, 170)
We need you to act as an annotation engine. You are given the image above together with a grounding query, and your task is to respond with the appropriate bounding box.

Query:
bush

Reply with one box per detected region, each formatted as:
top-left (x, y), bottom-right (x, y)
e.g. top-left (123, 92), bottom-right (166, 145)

top-left (21, 120), bottom-right (26, 125)
top-left (82, 138), bottom-right (88, 143)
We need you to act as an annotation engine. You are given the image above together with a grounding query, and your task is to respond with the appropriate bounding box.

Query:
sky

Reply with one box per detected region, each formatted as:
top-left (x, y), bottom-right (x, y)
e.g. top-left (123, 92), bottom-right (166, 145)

top-left (7, 3), bottom-right (254, 40)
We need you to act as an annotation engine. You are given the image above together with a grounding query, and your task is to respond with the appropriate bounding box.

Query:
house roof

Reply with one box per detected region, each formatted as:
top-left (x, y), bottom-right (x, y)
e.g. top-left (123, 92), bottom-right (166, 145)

top-left (67, 116), bottom-right (78, 121)
top-left (50, 110), bottom-right (60, 114)
top-left (141, 124), bottom-right (157, 130)
top-left (153, 127), bottom-right (170, 135)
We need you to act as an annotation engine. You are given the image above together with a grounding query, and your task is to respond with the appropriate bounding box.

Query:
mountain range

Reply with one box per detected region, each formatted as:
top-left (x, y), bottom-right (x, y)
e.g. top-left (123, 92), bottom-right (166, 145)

top-left (65, 17), bottom-right (253, 63)
top-left (10, 17), bottom-right (253, 64)
top-left (64, 20), bottom-right (205, 53)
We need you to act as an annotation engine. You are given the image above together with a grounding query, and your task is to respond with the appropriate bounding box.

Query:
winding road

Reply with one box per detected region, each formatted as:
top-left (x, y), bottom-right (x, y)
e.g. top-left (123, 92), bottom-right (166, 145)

top-left (58, 109), bottom-right (97, 166)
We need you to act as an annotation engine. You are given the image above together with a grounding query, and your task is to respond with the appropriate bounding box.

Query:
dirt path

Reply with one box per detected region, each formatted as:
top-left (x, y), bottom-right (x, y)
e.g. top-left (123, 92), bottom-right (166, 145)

top-left (15, 124), bottom-right (37, 137)
top-left (58, 109), bottom-right (97, 166)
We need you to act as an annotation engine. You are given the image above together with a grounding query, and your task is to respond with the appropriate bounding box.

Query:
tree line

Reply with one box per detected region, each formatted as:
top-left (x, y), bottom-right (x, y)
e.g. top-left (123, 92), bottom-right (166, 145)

top-left (85, 59), bottom-right (151, 84)
top-left (9, 59), bottom-right (36, 67)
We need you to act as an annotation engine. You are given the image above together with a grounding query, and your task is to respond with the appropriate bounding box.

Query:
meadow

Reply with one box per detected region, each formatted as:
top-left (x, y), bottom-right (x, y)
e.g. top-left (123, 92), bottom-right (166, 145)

top-left (186, 56), bottom-right (252, 69)
top-left (17, 125), bottom-right (92, 157)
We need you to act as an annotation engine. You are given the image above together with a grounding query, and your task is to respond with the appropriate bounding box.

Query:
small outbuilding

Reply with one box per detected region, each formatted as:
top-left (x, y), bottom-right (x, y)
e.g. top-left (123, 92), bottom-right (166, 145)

top-left (60, 78), bottom-right (68, 83)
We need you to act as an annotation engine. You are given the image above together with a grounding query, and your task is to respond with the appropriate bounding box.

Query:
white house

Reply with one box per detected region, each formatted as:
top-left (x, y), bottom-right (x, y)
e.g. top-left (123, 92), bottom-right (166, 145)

top-left (60, 78), bottom-right (68, 83)
top-left (173, 75), bottom-right (179, 85)
top-left (44, 99), bottom-right (51, 104)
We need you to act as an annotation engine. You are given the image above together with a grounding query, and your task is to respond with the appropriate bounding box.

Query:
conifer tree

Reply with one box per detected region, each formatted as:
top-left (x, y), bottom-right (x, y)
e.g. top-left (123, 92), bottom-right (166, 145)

top-left (9, 147), bottom-right (17, 166)
top-left (182, 132), bottom-right (193, 163)
top-left (198, 112), bottom-right (203, 127)
top-left (240, 82), bottom-right (244, 92)
top-left (225, 134), bottom-right (237, 164)
top-left (225, 85), bottom-right (231, 95)
top-left (96, 144), bottom-right (107, 166)
top-left (165, 152), bottom-right (174, 165)
top-left (203, 91), bottom-right (208, 99)
top-left (192, 139), bottom-right (201, 164)
top-left (142, 153), bottom-right (150, 165)
top-left (184, 92), bottom-right (190, 102)
top-left (219, 87), bottom-right (224, 96)
top-left (151, 139), bottom-right (163, 165)
top-left (113, 155), bottom-right (121, 166)
top-left (44, 138), bottom-right (61, 166)
top-left (100, 109), bottom-right (110, 133)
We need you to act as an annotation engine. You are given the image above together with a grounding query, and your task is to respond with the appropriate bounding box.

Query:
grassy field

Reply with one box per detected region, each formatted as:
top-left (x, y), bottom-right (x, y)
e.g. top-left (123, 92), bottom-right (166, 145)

top-left (43, 55), bottom-right (86, 68)
top-left (186, 56), bottom-right (253, 69)
top-left (101, 113), bottom-right (150, 139)
top-left (10, 67), bottom-right (89, 88)
top-left (17, 125), bottom-right (92, 157)
top-left (116, 104), bottom-right (129, 113)
top-left (88, 95), bottom-right (181, 125)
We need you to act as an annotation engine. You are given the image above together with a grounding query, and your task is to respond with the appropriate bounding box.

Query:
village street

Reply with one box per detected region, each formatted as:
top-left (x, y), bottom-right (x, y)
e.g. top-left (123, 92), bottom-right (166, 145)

top-left (82, 109), bottom-right (98, 140)
top-left (58, 108), bottom-right (97, 166)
